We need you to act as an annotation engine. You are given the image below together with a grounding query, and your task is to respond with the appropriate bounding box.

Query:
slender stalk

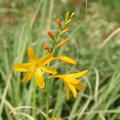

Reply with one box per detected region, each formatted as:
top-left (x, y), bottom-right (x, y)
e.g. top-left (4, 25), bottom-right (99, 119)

top-left (32, 80), bottom-right (37, 119)
top-left (45, 12), bottom-right (74, 119)
top-left (45, 28), bottom-right (62, 120)
top-left (45, 22), bottom-right (65, 120)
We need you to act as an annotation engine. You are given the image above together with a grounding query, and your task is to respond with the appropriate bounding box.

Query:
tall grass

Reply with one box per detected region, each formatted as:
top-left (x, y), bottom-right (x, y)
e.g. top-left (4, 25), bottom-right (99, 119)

top-left (0, 0), bottom-right (120, 120)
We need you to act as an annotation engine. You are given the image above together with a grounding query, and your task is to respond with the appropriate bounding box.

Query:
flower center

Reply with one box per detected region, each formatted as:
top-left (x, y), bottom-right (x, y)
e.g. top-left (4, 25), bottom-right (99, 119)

top-left (31, 62), bottom-right (41, 72)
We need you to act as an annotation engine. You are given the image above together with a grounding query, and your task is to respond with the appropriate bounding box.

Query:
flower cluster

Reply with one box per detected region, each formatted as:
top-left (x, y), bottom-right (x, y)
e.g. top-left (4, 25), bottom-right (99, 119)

top-left (13, 12), bottom-right (88, 119)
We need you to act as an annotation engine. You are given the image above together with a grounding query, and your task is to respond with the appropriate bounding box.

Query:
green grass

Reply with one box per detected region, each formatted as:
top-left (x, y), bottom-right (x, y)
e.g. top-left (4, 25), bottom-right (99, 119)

top-left (0, 0), bottom-right (120, 120)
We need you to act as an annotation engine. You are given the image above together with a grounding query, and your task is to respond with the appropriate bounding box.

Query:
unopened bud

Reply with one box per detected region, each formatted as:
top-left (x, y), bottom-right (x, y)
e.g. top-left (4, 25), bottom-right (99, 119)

top-left (57, 39), bottom-right (69, 48)
top-left (43, 45), bottom-right (51, 53)
top-left (61, 28), bottom-right (69, 35)
top-left (56, 18), bottom-right (62, 27)
top-left (66, 19), bottom-right (72, 25)
top-left (47, 30), bottom-right (56, 42)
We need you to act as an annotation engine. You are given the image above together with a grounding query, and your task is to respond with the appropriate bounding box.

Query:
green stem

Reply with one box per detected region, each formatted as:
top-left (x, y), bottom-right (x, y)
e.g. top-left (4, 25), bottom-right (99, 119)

top-left (45, 16), bottom-right (68, 119)
top-left (46, 83), bottom-right (49, 120)
top-left (32, 80), bottom-right (37, 118)
top-left (52, 30), bottom-right (62, 54)
top-left (52, 21), bottom-right (67, 54)
top-left (45, 28), bottom-right (62, 120)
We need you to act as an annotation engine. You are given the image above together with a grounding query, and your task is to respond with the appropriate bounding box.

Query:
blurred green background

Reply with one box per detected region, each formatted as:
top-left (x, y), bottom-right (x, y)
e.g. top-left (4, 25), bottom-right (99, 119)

top-left (0, 0), bottom-right (120, 120)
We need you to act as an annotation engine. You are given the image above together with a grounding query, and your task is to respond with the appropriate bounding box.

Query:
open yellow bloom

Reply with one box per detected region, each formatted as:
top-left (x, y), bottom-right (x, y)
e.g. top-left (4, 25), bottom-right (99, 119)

top-left (50, 70), bottom-right (88, 100)
top-left (50, 117), bottom-right (63, 120)
top-left (13, 48), bottom-right (57, 89)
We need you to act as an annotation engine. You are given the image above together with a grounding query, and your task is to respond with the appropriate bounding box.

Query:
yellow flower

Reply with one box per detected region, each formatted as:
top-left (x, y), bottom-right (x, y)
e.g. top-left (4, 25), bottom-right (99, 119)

top-left (50, 70), bottom-right (88, 100)
top-left (50, 117), bottom-right (63, 120)
top-left (13, 48), bottom-right (57, 89)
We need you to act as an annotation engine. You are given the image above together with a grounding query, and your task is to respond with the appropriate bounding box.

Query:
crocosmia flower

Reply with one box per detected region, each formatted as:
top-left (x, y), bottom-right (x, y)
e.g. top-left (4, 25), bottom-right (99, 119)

top-left (13, 48), bottom-right (57, 89)
top-left (50, 70), bottom-right (88, 100)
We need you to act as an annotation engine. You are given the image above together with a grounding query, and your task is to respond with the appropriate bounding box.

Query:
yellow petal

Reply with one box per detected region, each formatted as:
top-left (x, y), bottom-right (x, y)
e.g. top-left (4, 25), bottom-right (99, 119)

top-left (58, 118), bottom-right (63, 120)
top-left (39, 54), bottom-right (54, 65)
top-left (41, 66), bottom-right (57, 74)
top-left (13, 63), bottom-right (31, 72)
top-left (66, 78), bottom-right (80, 85)
top-left (49, 75), bottom-right (64, 79)
top-left (28, 48), bottom-right (37, 61)
top-left (50, 117), bottom-right (63, 120)
top-left (55, 56), bottom-right (77, 65)
top-left (50, 117), bottom-right (56, 120)
top-left (75, 81), bottom-right (85, 91)
top-left (64, 81), bottom-right (70, 100)
top-left (35, 69), bottom-right (45, 89)
top-left (65, 70), bottom-right (88, 78)
top-left (22, 72), bottom-right (33, 83)
top-left (69, 84), bottom-right (77, 98)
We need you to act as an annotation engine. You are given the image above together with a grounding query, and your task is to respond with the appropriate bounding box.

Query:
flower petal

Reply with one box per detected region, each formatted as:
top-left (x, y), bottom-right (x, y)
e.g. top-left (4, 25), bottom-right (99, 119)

top-left (66, 70), bottom-right (88, 78)
top-left (66, 78), bottom-right (80, 85)
top-left (50, 117), bottom-right (57, 120)
top-left (41, 66), bottom-right (57, 74)
top-left (75, 81), bottom-right (85, 91)
top-left (35, 69), bottom-right (45, 89)
top-left (22, 72), bottom-right (33, 83)
top-left (64, 81), bottom-right (70, 100)
top-left (55, 56), bottom-right (77, 65)
top-left (28, 48), bottom-right (37, 61)
top-left (50, 117), bottom-right (63, 120)
top-left (13, 63), bottom-right (31, 72)
top-left (39, 54), bottom-right (54, 65)
top-left (69, 84), bottom-right (77, 98)
top-left (49, 75), bottom-right (64, 79)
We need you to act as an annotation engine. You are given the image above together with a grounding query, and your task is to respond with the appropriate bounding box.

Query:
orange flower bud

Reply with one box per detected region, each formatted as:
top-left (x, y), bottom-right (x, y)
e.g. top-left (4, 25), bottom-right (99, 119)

top-left (47, 30), bottom-right (56, 42)
top-left (61, 28), bottom-right (69, 35)
top-left (57, 39), bottom-right (69, 48)
top-left (43, 45), bottom-right (51, 53)
top-left (56, 18), bottom-right (62, 27)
